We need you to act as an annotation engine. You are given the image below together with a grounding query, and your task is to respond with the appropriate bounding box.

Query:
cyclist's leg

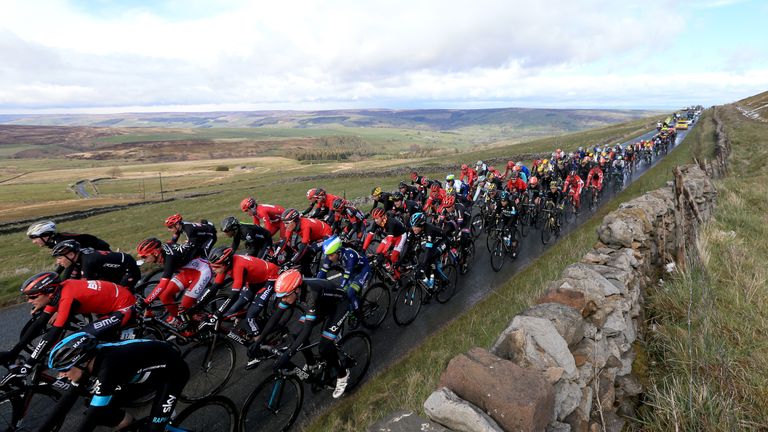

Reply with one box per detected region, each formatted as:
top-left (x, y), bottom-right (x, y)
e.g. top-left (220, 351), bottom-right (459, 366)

top-left (146, 361), bottom-right (190, 432)
top-left (319, 307), bottom-right (347, 379)
top-left (245, 284), bottom-right (272, 336)
top-left (178, 259), bottom-right (212, 319)
top-left (83, 310), bottom-right (129, 341)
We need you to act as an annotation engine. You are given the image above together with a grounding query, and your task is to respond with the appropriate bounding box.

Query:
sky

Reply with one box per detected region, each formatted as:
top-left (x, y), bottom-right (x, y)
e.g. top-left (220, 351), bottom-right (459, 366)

top-left (1, 0), bottom-right (766, 113)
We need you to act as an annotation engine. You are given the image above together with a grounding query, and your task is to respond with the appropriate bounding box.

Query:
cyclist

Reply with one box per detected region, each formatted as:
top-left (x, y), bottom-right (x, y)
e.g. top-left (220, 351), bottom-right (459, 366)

top-left (398, 181), bottom-right (422, 202)
top-left (26, 220), bottom-right (111, 252)
top-left (249, 270), bottom-right (350, 398)
top-left (330, 198), bottom-right (367, 243)
top-left (280, 208), bottom-right (333, 276)
top-left (303, 188), bottom-right (341, 223)
top-left (370, 186), bottom-right (395, 214)
top-left (362, 208), bottom-right (408, 271)
top-left (135, 238), bottom-right (212, 328)
top-left (221, 216), bottom-right (273, 259)
top-left (495, 191), bottom-right (521, 258)
top-left (241, 196), bottom-right (285, 237)
top-left (43, 332), bottom-right (188, 432)
top-left (317, 235), bottom-right (371, 321)
top-left (586, 161), bottom-right (605, 194)
top-left (505, 170), bottom-right (527, 194)
top-left (459, 164), bottom-right (477, 188)
top-left (423, 184), bottom-right (445, 215)
top-left (445, 174), bottom-right (470, 202)
top-left (391, 192), bottom-right (422, 226)
top-left (562, 170), bottom-right (585, 212)
top-left (0, 272), bottom-right (135, 373)
top-left (52, 240), bottom-right (141, 290)
top-left (408, 213), bottom-right (448, 295)
top-left (475, 160), bottom-right (488, 177)
top-left (164, 213), bottom-right (217, 258)
top-left (202, 246), bottom-right (279, 340)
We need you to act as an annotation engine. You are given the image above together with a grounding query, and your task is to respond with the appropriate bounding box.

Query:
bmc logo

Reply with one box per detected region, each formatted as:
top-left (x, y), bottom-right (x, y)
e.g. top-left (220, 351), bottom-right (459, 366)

top-left (87, 281), bottom-right (100, 291)
top-left (93, 316), bottom-right (119, 330)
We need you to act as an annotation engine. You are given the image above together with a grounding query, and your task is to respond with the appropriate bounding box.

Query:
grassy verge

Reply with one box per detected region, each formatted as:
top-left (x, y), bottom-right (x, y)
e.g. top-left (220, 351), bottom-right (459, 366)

top-left (305, 124), bottom-right (694, 431)
top-left (635, 105), bottom-right (768, 430)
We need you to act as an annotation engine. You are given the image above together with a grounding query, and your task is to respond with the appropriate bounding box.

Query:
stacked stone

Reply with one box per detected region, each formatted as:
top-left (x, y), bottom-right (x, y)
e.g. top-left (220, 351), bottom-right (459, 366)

top-left (376, 164), bottom-right (716, 432)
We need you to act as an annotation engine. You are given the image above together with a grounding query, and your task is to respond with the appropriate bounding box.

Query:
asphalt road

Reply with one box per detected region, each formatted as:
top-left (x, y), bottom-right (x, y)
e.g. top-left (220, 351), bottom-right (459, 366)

top-left (0, 124), bottom-right (691, 431)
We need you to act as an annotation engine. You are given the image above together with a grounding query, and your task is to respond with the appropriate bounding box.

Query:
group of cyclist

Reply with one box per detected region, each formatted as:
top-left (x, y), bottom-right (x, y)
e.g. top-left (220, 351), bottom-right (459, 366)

top-left (0, 125), bottom-right (679, 431)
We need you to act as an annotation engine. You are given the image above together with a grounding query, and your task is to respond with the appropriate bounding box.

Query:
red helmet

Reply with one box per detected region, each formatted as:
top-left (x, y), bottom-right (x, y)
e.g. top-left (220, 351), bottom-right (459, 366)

top-left (164, 213), bottom-right (182, 228)
top-left (461, 164), bottom-right (468, 172)
top-left (488, 166), bottom-right (496, 173)
top-left (507, 161), bottom-right (515, 169)
top-left (529, 176), bottom-right (539, 186)
top-left (282, 208), bottom-right (300, 223)
top-left (306, 188), bottom-right (317, 200)
top-left (420, 177), bottom-right (429, 186)
top-left (20, 271), bottom-right (60, 297)
top-left (275, 269), bottom-right (303, 298)
top-left (443, 195), bottom-right (455, 207)
top-left (137, 237), bottom-right (163, 257)
top-left (240, 197), bottom-right (256, 212)
top-left (410, 171), bottom-right (418, 181)
top-left (430, 183), bottom-right (441, 193)
top-left (371, 208), bottom-right (386, 219)
top-left (209, 246), bottom-right (235, 267)
top-left (314, 188), bottom-right (326, 199)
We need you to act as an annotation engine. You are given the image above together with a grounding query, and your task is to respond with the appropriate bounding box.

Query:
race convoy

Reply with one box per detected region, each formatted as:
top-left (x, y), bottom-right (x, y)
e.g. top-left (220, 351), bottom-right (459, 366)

top-left (1, 121), bottom-right (685, 431)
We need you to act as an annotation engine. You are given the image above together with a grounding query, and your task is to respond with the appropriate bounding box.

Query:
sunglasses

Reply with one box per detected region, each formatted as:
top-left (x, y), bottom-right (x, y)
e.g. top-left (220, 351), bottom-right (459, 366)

top-left (26, 294), bottom-right (41, 300)
top-left (28, 235), bottom-right (40, 239)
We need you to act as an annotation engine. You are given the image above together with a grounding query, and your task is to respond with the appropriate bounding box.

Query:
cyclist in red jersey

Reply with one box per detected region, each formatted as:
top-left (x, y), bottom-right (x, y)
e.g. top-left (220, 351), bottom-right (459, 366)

top-left (563, 170), bottom-right (585, 211)
top-left (303, 188), bottom-right (341, 222)
top-left (280, 209), bottom-right (333, 275)
top-left (363, 208), bottom-right (408, 271)
top-left (135, 238), bottom-right (212, 328)
top-left (240, 196), bottom-right (285, 237)
top-left (0, 272), bottom-right (135, 374)
top-left (201, 247), bottom-right (279, 339)
top-left (423, 184), bottom-right (446, 214)
top-left (459, 164), bottom-right (477, 187)
top-left (586, 162), bottom-right (604, 192)
top-left (506, 170), bottom-right (528, 194)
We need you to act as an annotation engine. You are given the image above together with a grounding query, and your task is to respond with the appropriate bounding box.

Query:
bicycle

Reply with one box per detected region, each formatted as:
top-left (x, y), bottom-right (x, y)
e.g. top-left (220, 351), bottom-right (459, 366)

top-left (0, 364), bottom-right (68, 431)
top-left (587, 184), bottom-right (601, 212)
top-left (392, 260), bottom-right (457, 326)
top-left (239, 328), bottom-right (372, 432)
top-left (541, 201), bottom-right (562, 245)
top-left (121, 395), bottom-right (239, 432)
top-left (490, 220), bottom-right (521, 272)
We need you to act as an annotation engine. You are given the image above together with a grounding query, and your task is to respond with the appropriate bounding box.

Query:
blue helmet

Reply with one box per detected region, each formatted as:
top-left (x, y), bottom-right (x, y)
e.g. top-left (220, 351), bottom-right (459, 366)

top-left (48, 332), bottom-right (99, 371)
top-left (410, 212), bottom-right (426, 227)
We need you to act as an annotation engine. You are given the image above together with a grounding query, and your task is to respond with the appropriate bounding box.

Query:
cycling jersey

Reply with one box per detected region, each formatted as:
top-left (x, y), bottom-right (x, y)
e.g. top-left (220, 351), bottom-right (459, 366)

top-left (392, 199), bottom-right (422, 226)
top-left (506, 177), bottom-right (527, 194)
top-left (62, 248), bottom-right (141, 289)
top-left (363, 217), bottom-right (408, 265)
top-left (460, 167), bottom-right (477, 186)
top-left (230, 222), bottom-right (273, 258)
top-left (212, 255), bottom-right (279, 334)
top-left (42, 339), bottom-right (189, 432)
top-left (370, 192), bottom-right (395, 213)
top-left (45, 232), bottom-right (111, 251)
top-left (170, 221), bottom-right (217, 258)
top-left (410, 223), bottom-right (448, 282)
top-left (317, 247), bottom-right (371, 312)
top-left (251, 203), bottom-right (285, 236)
top-left (587, 167), bottom-right (604, 190)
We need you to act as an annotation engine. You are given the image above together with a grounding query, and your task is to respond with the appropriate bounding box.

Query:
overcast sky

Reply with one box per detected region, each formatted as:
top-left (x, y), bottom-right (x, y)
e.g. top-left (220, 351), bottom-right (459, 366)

top-left (1, 0), bottom-right (766, 113)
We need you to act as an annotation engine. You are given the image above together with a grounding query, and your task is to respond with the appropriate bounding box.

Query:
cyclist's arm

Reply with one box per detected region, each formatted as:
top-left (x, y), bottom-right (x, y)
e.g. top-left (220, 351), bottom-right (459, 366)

top-left (38, 383), bottom-right (82, 432)
top-left (275, 310), bottom-right (317, 370)
top-left (257, 301), bottom-right (288, 344)
top-left (2, 311), bottom-right (52, 360)
top-left (78, 370), bottom-right (127, 432)
top-left (230, 230), bottom-right (242, 252)
top-left (145, 258), bottom-right (175, 303)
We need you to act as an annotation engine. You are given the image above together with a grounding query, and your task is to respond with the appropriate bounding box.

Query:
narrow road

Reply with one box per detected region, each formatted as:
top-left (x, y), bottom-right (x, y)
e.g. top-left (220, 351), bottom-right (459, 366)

top-left (0, 125), bottom-right (691, 431)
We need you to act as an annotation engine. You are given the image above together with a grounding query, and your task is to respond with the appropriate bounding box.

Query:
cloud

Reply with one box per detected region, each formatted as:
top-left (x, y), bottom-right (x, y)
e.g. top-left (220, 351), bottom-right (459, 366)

top-left (0, 0), bottom-right (762, 111)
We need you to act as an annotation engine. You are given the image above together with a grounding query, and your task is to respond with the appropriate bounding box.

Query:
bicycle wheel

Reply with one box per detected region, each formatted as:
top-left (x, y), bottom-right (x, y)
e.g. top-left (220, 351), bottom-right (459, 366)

top-left (460, 241), bottom-right (475, 275)
top-left (490, 239), bottom-right (505, 272)
top-left (181, 337), bottom-right (236, 402)
top-left (12, 387), bottom-right (64, 432)
top-left (520, 212), bottom-right (531, 237)
top-left (392, 282), bottom-right (422, 326)
top-left (485, 227), bottom-right (497, 253)
top-left (337, 331), bottom-right (373, 392)
top-left (172, 395), bottom-right (239, 432)
top-left (240, 375), bottom-right (303, 432)
top-left (470, 213), bottom-right (483, 239)
top-left (435, 264), bottom-right (457, 304)
top-left (541, 217), bottom-right (553, 245)
top-left (360, 282), bottom-right (390, 329)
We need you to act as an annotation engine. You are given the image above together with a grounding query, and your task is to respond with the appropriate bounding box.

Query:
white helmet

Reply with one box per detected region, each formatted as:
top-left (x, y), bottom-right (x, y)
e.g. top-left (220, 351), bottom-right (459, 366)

top-left (475, 160), bottom-right (483, 166)
top-left (27, 220), bottom-right (56, 237)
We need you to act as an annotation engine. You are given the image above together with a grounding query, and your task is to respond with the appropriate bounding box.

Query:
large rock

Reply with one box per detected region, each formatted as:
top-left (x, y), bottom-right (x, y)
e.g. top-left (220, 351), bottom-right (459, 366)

top-left (521, 303), bottom-right (585, 346)
top-left (439, 347), bottom-right (555, 431)
top-left (596, 207), bottom-right (651, 248)
top-left (424, 387), bottom-right (504, 432)
top-left (553, 380), bottom-right (582, 421)
top-left (369, 410), bottom-right (449, 432)
top-left (492, 315), bottom-right (577, 380)
top-left (561, 264), bottom-right (622, 297)
top-left (565, 386), bottom-right (592, 432)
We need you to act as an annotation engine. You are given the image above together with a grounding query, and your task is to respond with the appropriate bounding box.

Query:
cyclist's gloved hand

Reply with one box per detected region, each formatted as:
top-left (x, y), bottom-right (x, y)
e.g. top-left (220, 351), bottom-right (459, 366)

top-left (134, 297), bottom-right (148, 313)
top-left (274, 351), bottom-right (291, 371)
top-left (374, 254), bottom-right (385, 267)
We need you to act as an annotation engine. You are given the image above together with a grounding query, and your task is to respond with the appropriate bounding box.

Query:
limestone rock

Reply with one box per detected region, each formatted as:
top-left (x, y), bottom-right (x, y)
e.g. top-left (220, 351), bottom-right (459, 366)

top-left (369, 410), bottom-right (449, 432)
top-left (522, 302), bottom-right (585, 346)
top-left (564, 386), bottom-right (592, 432)
top-left (554, 380), bottom-right (582, 421)
top-left (424, 387), bottom-right (503, 432)
top-left (439, 348), bottom-right (555, 432)
top-left (597, 207), bottom-right (650, 248)
top-left (548, 421), bottom-right (572, 432)
top-left (561, 263), bottom-right (622, 297)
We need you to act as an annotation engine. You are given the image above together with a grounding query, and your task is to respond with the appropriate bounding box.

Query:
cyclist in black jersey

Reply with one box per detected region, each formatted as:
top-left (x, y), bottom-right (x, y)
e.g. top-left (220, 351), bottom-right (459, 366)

top-left (249, 270), bottom-right (351, 398)
top-left (164, 213), bottom-right (217, 258)
top-left (398, 181), bottom-right (422, 202)
top-left (43, 333), bottom-right (189, 432)
top-left (52, 240), bottom-right (141, 290)
top-left (409, 213), bottom-right (449, 292)
top-left (369, 187), bottom-right (395, 214)
top-left (27, 220), bottom-right (111, 251)
top-left (391, 192), bottom-right (422, 226)
top-left (220, 216), bottom-right (273, 258)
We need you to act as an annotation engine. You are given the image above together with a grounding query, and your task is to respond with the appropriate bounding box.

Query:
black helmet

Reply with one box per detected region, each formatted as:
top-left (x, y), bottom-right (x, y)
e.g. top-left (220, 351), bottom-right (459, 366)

top-left (282, 208), bottom-right (301, 223)
top-left (332, 198), bottom-right (346, 211)
top-left (221, 216), bottom-right (240, 233)
top-left (391, 191), bottom-right (404, 201)
top-left (398, 181), bottom-right (408, 189)
top-left (48, 332), bottom-right (99, 371)
top-left (20, 271), bottom-right (60, 296)
top-left (209, 246), bottom-right (235, 267)
top-left (51, 240), bottom-right (80, 257)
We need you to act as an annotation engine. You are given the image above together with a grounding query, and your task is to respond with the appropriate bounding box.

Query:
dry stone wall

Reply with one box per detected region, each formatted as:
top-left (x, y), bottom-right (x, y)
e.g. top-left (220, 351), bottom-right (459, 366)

top-left (393, 164), bottom-right (717, 432)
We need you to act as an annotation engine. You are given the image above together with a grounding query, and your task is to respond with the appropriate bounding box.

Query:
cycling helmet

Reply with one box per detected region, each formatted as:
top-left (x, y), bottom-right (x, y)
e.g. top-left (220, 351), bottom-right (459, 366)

top-left (500, 191), bottom-right (510, 201)
top-left (20, 271), bottom-right (60, 297)
top-left (430, 184), bottom-right (441, 193)
top-left (569, 170), bottom-right (577, 176)
top-left (446, 174), bottom-right (455, 181)
top-left (617, 156), bottom-right (623, 160)
top-left (371, 186), bottom-right (382, 197)
top-left (420, 177), bottom-right (429, 186)
top-left (209, 246), bottom-right (235, 267)
top-left (529, 176), bottom-right (539, 186)
top-left (240, 197), bottom-right (257, 212)
top-left (507, 161), bottom-right (515, 169)
top-left (322, 235), bottom-right (342, 255)
top-left (371, 207), bottom-right (386, 219)
top-left (52, 240), bottom-right (80, 257)
top-left (136, 237), bottom-right (163, 257)
top-left (410, 212), bottom-right (426, 227)
top-left (550, 182), bottom-right (558, 190)
top-left (488, 166), bottom-right (496, 173)
top-left (443, 195), bottom-right (456, 207)
top-left (305, 189), bottom-right (316, 200)
top-left (164, 213), bottom-right (182, 228)
top-left (410, 171), bottom-right (418, 181)
top-left (220, 216), bottom-right (240, 233)
top-left (282, 208), bottom-right (300, 223)
top-left (275, 269), bottom-right (302, 298)
top-left (27, 220), bottom-right (56, 238)
top-left (391, 191), bottom-right (404, 201)
top-left (332, 198), bottom-right (346, 211)
top-left (48, 332), bottom-right (98, 371)
top-left (542, 159), bottom-right (549, 165)
top-left (476, 160), bottom-right (483, 167)
top-left (398, 181), bottom-right (408, 189)
top-left (314, 188), bottom-right (326, 199)
top-left (486, 182), bottom-right (496, 191)
top-left (461, 164), bottom-right (468, 171)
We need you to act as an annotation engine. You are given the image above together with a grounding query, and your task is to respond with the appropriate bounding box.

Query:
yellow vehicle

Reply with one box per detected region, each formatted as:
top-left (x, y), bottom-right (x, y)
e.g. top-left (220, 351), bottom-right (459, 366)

top-left (675, 120), bottom-right (689, 130)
